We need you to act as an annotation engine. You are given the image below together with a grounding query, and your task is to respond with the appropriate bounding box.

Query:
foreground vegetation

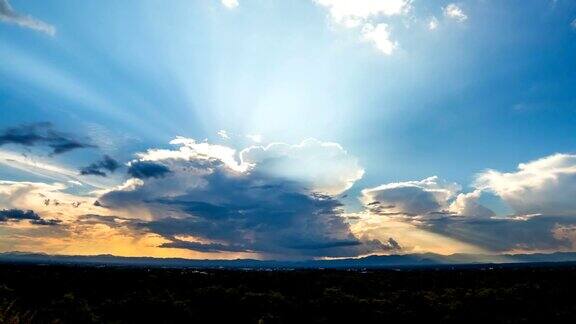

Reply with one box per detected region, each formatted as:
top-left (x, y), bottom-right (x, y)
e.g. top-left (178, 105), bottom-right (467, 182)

top-left (1, 263), bottom-right (576, 323)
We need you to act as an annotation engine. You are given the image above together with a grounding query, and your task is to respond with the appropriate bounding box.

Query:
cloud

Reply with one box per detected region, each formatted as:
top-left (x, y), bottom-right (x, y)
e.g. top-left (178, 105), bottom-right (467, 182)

top-left (217, 130), bottom-right (230, 140)
top-left (314, 0), bottom-right (410, 55)
top-left (475, 154), bottom-right (576, 216)
top-left (571, 18), bottom-right (576, 30)
top-left (360, 176), bottom-right (460, 217)
top-left (240, 138), bottom-right (364, 195)
top-left (448, 190), bottom-right (495, 218)
top-left (0, 123), bottom-right (95, 155)
top-left (221, 0), bottom-right (239, 9)
top-left (99, 138), bottom-right (385, 258)
top-left (423, 215), bottom-right (576, 253)
top-left (444, 3), bottom-right (467, 22)
top-left (0, 0), bottom-right (55, 35)
top-left (80, 155), bottom-right (120, 177)
top-left (361, 23), bottom-right (397, 55)
top-left (428, 16), bottom-right (439, 30)
top-left (127, 161), bottom-right (171, 179)
top-left (0, 208), bottom-right (60, 226)
top-left (0, 208), bottom-right (40, 221)
top-left (314, 0), bottom-right (411, 27)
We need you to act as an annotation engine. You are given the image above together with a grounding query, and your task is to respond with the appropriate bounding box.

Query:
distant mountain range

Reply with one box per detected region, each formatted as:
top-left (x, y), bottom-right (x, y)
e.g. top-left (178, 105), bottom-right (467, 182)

top-left (2, 251), bottom-right (576, 269)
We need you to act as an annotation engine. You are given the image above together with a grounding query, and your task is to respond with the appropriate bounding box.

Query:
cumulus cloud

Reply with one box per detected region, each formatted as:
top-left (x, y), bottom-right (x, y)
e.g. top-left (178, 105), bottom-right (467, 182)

top-left (360, 176), bottom-right (460, 217)
top-left (99, 138), bottom-right (385, 258)
top-left (572, 18), bottom-right (576, 30)
top-left (0, 123), bottom-right (95, 155)
top-left (475, 154), bottom-right (576, 216)
top-left (80, 155), bottom-right (120, 177)
top-left (0, 0), bottom-right (55, 35)
top-left (444, 3), bottom-right (467, 22)
top-left (241, 138), bottom-right (364, 195)
top-left (448, 190), bottom-right (495, 218)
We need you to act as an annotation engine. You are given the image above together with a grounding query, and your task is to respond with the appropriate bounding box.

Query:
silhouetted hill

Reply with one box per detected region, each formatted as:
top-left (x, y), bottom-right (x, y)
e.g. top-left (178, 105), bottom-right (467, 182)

top-left (2, 251), bottom-right (576, 268)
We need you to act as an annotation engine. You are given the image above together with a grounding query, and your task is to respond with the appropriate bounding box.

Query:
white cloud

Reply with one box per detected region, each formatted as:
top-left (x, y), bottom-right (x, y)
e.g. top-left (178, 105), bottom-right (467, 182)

top-left (315, 0), bottom-right (411, 27)
top-left (428, 16), bottom-right (439, 30)
top-left (217, 130), bottom-right (230, 140)
top-left (137, 136), bottom-right (248, 172)
top-left (314, 0), bottom-right (409, 55)
top-left (571, 18), bottom-right (576, 30)
top-left (444, 3), bottom-right (467, 22)
top-left (221, 0), bottom-right (239, 9)
top-left (475, 153), bottom-right (576, 216)
top-left (241, 138), bottom-right (364, 195)
top-left (361, 176), bottom-right (460, 216)
top-left (448, 190), bottom-right (495, 218)
top-left (0, 0), bottom-right (55, 35)
top-left (361, 23), bottom-right (397, 55)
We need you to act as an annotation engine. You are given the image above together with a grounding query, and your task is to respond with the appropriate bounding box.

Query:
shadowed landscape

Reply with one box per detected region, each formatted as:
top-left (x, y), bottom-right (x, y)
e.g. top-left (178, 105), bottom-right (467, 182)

top-left (2, 262), bottom-right (576, 323)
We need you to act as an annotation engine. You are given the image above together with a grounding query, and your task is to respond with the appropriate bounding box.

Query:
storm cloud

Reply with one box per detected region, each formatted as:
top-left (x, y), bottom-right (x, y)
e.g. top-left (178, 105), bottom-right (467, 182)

top-left (100, 138), bottom-right (388, 258)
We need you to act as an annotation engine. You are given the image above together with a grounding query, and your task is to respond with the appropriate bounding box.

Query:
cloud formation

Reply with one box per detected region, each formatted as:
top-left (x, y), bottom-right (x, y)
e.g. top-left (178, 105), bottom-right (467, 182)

top-left (99, 138), bottom-right (384, 258)
top-left (80, 155), bottom-right (120, 177)
top-left (314, 0), bottom-right (410, 55)
top-left (475, 154), bottom-right (576, 216)
top-left (0, 123), bottom-right (95, 155)
top-left (361, 176), bottom-right (460, 217)
top-left (0, 0), bottom-right (55, 35)
top-left (361, 23), bottom-right (397, 55)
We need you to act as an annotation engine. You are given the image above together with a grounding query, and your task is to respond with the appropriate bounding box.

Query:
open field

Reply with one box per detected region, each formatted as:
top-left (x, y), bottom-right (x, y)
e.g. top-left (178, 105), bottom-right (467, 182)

top-left (1, 263), bottom-right (576, 323)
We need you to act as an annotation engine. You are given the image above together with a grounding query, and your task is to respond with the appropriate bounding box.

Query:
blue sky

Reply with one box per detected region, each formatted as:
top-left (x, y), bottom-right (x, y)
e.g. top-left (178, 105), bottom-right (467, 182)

top-left (1, 0), bottom-right (576, 259)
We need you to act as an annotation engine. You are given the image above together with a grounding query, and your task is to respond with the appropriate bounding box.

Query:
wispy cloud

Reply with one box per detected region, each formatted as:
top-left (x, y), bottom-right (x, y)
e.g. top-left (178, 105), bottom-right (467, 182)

top-left (444, 3), bottom-right (468, 22)
top-left (0, 0), bottom-right (55, 35)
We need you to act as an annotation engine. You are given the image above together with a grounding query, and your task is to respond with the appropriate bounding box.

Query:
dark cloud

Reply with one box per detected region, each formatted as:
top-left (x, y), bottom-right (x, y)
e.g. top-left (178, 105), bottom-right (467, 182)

top-left (0, 209), bottom-right (59, 226)
top-left (0, 209), bottom-right (40, 221)
top-left (30, 218), bottom-right (61, 226)
top-left (420, 215), bottom-right (576, 252)
top-left (80, 155), bottom-right (121, 177)
top-left (127, 161), bottom-right (171, 179)
top-left (100, 140), bottom-right (388, 258)
top-left (0, 0), bottom-right (55, 35)
top-left (158, 240), bottom-right (250, 253)
top-left (0, 123), bottom-right (95, 155)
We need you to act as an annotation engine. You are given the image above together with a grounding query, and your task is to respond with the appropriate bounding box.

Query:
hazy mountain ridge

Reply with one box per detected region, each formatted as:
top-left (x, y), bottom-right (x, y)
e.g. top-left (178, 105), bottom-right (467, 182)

top-left (2, 251), bottom-right (576, 268)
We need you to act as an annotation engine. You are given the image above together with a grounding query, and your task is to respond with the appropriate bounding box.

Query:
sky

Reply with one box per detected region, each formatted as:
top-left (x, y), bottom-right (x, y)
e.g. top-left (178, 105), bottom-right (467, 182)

top-left (1, 0), bottom-right (576, 259)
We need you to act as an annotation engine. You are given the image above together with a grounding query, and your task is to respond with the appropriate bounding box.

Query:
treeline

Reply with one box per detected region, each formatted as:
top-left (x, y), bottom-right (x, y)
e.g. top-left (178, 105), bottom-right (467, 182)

top-left (1, 264), bottom-right (576, 323)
